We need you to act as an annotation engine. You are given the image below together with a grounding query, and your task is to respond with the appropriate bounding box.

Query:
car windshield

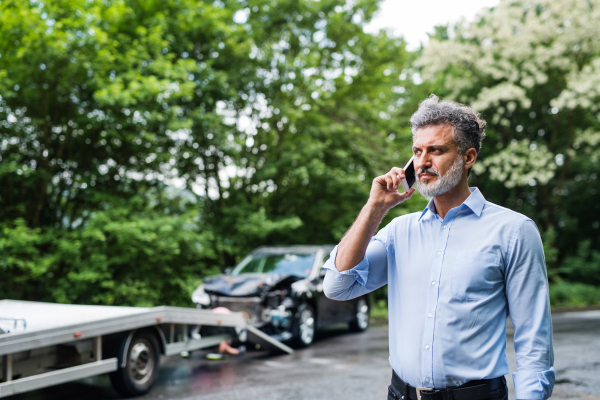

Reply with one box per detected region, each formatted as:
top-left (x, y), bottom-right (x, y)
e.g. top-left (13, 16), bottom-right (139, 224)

top-left (231, 253), bottom-right (315, 278)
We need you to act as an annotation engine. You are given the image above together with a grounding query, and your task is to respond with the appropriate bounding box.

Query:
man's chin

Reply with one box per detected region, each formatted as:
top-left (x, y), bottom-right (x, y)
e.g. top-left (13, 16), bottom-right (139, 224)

top-left (417, 180), bottom-right (447, 198)
top-left (419, 178), bottom-right (437, 186)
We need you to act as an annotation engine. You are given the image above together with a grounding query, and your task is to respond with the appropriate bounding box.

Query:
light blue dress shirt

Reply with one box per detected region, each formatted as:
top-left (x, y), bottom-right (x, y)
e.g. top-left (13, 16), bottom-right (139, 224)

top-left (323, 188), bottom-right (554, 400)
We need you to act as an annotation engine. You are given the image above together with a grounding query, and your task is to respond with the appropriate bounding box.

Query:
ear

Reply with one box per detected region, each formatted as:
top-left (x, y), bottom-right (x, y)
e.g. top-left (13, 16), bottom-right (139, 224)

top-left (463, 148), bottom-right (478, 170)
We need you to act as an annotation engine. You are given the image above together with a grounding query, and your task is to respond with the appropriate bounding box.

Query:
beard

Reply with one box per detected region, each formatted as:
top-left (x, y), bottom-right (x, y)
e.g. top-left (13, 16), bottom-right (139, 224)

top-left (415, 156), bottom-right (464, 197)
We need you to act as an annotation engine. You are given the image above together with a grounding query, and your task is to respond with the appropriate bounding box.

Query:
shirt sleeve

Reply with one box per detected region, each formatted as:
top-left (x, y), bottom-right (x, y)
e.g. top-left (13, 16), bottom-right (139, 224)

top-left (322, 221), bottom-right (391, 301)
top-left (505, 219), bottom-right (555, 400)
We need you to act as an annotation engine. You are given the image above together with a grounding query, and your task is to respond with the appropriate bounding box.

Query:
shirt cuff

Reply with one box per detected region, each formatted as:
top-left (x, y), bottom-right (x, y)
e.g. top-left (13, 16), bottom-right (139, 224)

top-left (322, 244), bottom-right (370, 286)
top-left (513, 367), bottom-right (555, 400)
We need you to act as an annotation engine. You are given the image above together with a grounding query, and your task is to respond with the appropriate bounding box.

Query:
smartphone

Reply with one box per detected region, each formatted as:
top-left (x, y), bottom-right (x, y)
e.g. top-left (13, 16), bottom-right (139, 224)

top-left (400, 156), bottom-right (416, 192)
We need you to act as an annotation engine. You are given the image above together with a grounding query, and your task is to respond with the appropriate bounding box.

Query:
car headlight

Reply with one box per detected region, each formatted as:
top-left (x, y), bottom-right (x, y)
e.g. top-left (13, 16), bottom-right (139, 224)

top-left (191, 285), bottom-right (211, 306)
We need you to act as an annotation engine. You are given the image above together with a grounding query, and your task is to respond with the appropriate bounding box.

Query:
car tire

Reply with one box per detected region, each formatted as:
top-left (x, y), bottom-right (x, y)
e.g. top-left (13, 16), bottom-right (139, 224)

top-left (110, 331), bottom-right (161, 396)
top-left (349, 297), bottom-right (369, 332)
top-left (292, 304), bottom-right (316, 348)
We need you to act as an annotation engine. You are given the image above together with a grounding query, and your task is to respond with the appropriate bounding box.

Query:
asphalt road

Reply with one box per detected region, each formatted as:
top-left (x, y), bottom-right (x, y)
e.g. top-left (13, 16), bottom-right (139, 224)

top-left (12, 310), bottom-right (600, 400)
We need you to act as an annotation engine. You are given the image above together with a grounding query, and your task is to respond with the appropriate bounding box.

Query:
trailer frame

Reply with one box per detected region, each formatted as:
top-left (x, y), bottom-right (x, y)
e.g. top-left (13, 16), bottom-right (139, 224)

top-left (0, 300), bottom-right (292, 398)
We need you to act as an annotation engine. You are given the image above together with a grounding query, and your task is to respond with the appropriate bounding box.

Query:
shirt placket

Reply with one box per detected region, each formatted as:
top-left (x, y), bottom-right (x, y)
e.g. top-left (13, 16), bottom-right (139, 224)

top-left (420, 209), bottom-right (458, 388)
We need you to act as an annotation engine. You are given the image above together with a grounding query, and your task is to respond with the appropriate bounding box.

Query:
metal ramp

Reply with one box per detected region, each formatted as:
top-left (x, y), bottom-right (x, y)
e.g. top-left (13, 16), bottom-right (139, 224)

top-left (246, 325), bottom-right (294, 354)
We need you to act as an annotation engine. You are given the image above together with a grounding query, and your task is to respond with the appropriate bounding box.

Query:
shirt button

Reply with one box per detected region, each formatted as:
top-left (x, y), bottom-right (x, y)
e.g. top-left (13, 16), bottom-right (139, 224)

top-left (436, 251), bottom-right (441, 256)
top-left (425, 345), bottom-right (430, 350)
top-left (431, 281), bottom-right (437, 286)
top-left (426, 378), bottom-right (430, 383)
top-left (443, 225), bottom-right (447, 229)
top-left (428, 313), bottom-right (433, 318)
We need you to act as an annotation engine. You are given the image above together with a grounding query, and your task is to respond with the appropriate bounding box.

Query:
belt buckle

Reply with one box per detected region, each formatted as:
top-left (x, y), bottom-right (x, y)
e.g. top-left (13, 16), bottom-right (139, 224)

top-left (416, 387), bottom-right (434, 400)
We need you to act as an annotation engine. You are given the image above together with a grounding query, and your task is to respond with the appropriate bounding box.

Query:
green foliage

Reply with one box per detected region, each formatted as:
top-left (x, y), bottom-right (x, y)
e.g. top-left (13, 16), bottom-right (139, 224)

top-left (556, 240), bottom-right (600, 286)
top-left (549, 282), bottom-right (600, 307)
top-left (0, 199), bottom-right (220, 306)
top-left (0, 0), bottom-right (421, 306)
top-left (2, 0), bottom-right (596, 309)
top-left (417, 0), bottom-right (600, 293)
top-left (369, 298), bottom-right (389, 323)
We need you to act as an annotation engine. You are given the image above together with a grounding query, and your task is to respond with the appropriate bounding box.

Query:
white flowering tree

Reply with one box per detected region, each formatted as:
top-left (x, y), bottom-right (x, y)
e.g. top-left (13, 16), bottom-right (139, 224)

top-left (417, 0), bottom-right (600, 302)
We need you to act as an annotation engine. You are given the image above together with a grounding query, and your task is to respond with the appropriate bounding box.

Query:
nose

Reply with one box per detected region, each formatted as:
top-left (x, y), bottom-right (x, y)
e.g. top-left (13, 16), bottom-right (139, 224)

top-left (414, 152), bottom-right (432, 172)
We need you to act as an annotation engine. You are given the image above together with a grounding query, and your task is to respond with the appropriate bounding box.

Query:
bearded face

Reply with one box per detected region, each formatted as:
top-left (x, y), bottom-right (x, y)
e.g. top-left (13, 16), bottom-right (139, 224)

top-left (415, 155), bottom-right (464, 197)
top-left (411, 124), bottom-right (468, 198)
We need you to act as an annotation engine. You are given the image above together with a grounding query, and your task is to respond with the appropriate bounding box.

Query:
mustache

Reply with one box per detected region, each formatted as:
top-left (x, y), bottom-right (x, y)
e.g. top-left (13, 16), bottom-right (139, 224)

top-left (416, 167), bottom-right (439, 177)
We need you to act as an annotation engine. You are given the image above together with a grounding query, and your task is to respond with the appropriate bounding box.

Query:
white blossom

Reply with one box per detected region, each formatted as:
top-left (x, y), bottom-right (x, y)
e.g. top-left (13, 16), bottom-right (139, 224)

top-left (418, 0), bottom-right (600, 119)
top-left (474, 140), bottom-right (556, 188)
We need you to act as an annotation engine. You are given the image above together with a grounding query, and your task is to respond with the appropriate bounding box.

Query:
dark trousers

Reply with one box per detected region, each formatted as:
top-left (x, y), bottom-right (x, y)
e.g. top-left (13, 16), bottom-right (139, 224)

top-left (387, 376), bottom-right (508, 400)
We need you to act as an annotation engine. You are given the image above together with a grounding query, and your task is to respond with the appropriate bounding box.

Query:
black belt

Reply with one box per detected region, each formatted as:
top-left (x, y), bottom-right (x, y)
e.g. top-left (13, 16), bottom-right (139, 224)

top-left (391, 371), bottom-right (506, 400)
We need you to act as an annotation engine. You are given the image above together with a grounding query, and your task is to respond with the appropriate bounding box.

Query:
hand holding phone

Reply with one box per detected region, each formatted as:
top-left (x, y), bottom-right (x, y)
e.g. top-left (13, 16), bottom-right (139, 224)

top-left (369, 158), bottom-right (416, 211)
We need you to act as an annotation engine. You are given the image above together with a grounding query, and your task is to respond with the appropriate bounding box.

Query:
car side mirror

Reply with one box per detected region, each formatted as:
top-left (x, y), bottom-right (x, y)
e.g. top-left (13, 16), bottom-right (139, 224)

top-left (224, 268), bottom-right (232, 275)
top-left (319, 268), bottom-right (327, 278)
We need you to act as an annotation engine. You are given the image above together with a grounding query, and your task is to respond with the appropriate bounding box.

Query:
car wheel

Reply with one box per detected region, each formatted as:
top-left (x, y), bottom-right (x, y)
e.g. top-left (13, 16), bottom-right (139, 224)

top-left (292, 304), bottom-right (316, 348)
top-left (349, 297), bottom-right (369, 332)
top-left (110, 331), bottom-right (161, 396)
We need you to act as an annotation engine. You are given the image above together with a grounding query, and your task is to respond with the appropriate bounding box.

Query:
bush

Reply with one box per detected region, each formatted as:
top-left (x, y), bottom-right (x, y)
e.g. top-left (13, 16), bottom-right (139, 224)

top-left (549, 282), bottom-right (600, 307)
top-left (0, 206), bottom-right (220, 307)
top-left (369, 299), bottom-right (389, 323)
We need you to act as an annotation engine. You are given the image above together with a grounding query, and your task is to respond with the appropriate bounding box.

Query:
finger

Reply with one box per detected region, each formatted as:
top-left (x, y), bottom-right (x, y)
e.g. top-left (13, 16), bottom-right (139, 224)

top-left (373, 175), bottom-right (389, 192)
top-left (388, 173), bottom-right (397, 190)
top-left (374, 175), bottom-right (392, 191)
top-left (384, 174), bottom-right (394, 191)
top-left (391, 167), bottom-right (406, 180)
top-left (398, 187), bottom-right (416, 200)
top-left (393, 170), bottom-right (406, 188)
top-left (392, 167), bottom-right (407, 190)
top-left (388, 170), bottom-right (400, 189)
top-left (373, 175), bottom-right (386, 186)
top-left (389, 189), bottom-right (412, 207)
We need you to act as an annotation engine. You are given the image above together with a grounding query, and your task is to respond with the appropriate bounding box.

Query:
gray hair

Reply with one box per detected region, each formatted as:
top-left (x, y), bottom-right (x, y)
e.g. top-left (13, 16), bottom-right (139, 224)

top-left (410, 94), bottom-right (486, 154)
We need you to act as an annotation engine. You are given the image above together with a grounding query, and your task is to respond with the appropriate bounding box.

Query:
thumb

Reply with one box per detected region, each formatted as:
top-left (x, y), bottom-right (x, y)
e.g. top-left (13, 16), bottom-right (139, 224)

top-left (397, 187), bottom-right (416, 202)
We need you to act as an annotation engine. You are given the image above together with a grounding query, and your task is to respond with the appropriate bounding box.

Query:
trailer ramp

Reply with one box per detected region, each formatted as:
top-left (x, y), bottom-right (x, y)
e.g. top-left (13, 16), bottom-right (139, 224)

top-left (246, 325), bottom-right (294, 354)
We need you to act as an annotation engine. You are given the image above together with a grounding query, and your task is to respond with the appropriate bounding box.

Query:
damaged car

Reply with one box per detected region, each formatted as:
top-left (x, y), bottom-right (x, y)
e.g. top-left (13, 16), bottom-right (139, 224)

top-left (191, 245), bottom-right (370, 347)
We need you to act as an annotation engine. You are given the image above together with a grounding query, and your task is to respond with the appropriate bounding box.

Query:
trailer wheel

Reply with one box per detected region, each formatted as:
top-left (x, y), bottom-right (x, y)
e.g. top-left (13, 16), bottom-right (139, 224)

top-left (110, 331), bottom-right (161, 396)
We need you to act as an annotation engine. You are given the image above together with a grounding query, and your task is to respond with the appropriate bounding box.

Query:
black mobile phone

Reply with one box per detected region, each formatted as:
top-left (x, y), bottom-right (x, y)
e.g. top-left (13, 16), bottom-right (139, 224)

top-left (400, 156), bottom-right (416, 192)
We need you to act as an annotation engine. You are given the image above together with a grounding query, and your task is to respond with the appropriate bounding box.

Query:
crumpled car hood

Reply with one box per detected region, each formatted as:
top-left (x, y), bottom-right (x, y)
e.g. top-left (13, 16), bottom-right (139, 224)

top-left (204, 273), bottom-right (302, 297)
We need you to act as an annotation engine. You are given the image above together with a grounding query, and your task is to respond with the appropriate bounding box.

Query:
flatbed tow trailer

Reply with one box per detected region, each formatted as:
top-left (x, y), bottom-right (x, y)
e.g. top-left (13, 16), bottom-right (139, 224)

top-left (0, 300), bottom-right (292, 398)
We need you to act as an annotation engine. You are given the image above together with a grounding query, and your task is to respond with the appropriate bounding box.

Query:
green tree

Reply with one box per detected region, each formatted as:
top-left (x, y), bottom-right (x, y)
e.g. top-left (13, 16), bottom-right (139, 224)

top-left (208, 0), bottom-right (427, 264)
top-left (0, 0), bottom-right (423, 306)
top-left (0, 0), bottom-right (258, 305)
top-left (416, 0), bottom-right (600, 300)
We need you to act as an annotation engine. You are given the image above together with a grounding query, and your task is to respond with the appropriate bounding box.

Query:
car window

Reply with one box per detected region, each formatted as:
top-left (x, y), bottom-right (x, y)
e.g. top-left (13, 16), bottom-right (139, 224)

top-left (231, 254), bottom-right (316, 278)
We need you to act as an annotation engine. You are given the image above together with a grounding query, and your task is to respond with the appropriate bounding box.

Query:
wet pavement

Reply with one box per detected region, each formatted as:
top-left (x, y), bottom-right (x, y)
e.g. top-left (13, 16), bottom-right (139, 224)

top-left (11, 310), bottom-right (600, 400)
top-left (507, 310), bottom-right (600, 400)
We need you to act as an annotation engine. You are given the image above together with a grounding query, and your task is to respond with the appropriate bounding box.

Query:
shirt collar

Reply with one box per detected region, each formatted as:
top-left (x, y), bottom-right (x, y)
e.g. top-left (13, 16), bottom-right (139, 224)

top-left (418, 187), bottom-right (485, 221)
top-left (418, 198), bottom-right (436, 221)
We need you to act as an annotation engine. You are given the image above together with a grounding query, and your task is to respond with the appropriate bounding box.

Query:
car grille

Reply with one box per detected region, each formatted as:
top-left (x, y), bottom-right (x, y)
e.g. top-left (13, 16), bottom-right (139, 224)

top-left (212, 296), bottom-right (263, 323)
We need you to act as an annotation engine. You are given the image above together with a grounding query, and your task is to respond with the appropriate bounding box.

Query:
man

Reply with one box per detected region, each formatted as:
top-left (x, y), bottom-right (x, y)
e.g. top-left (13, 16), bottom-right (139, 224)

top-left (323, 95), bottom-right (554, 400)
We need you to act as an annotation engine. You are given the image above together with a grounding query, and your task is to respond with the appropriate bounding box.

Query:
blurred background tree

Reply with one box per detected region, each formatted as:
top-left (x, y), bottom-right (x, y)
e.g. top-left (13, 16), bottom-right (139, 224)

top-left (0, 0), bottom-right (420, 306)
top-left (1, 0), bottom-right (598, 308)
top-left (417, 0), bottom-right (600, 306)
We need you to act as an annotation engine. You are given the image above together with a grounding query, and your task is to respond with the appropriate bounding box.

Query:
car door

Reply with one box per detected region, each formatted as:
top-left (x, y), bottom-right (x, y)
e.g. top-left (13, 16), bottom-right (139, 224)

top-left (314, 250), bottom-right (355, 325)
